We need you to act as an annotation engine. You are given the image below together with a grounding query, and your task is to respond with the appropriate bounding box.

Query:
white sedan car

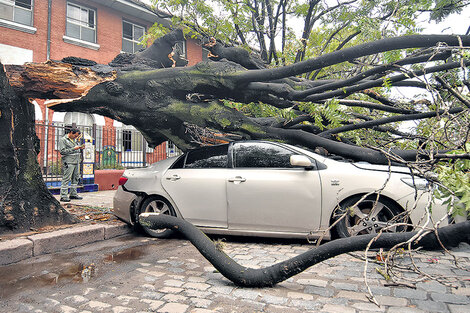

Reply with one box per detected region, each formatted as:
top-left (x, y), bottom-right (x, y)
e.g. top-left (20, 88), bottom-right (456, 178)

top-left (113, 140), bottom-right (450, 239)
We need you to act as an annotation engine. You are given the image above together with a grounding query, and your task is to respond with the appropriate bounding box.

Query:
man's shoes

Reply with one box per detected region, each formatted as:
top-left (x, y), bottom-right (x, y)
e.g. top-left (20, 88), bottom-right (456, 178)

top-left (60, 198), bottom-right (70, 202)
top-left (69, 195), bottom-right (83, 200)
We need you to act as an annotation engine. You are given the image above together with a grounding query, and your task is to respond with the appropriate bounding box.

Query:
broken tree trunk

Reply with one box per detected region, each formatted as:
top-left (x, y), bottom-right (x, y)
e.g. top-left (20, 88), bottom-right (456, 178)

top-left (0, 64), bottom-right (78, 233)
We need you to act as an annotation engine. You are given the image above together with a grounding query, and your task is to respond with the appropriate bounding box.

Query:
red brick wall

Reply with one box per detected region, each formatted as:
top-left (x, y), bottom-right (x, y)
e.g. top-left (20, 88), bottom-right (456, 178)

top-left (186, 38), bottom-right (202, 66)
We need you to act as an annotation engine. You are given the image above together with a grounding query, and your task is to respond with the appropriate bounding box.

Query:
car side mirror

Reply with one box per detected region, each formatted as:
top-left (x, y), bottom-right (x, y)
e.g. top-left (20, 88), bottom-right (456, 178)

top-left (290, 155), bottom-right (313, 169)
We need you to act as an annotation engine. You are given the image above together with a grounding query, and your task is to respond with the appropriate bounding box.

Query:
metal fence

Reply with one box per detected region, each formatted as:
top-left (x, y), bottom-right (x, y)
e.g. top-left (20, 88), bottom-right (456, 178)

top-left (35, 121), bottom-right (181, 185)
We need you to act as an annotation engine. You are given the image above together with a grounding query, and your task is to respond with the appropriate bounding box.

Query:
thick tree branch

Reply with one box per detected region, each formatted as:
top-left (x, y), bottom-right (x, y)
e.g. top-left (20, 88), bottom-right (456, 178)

top-left (318, 107), bottom-right (466, 136)
top-left (238, 35), bottom-right (470, 83)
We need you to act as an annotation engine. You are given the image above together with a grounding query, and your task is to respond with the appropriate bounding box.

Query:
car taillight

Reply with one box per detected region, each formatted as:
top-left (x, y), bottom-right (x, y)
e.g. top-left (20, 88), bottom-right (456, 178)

top-left (118, 177), bottom-right (128, 186)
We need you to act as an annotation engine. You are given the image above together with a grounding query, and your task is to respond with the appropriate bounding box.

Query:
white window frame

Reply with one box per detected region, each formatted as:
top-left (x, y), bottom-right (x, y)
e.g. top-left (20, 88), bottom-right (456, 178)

top-left (65, 2), bottom-right (96, 44)
top-left (0, 0), bottom-right (33, 27)
top-left (122, 20), bottom-right (145, 53)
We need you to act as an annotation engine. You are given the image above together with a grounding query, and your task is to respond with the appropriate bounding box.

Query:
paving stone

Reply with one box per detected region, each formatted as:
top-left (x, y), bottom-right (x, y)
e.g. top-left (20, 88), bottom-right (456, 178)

top-left (416, 281), bottom-right (448, 293)
top-left (336, 290), bottom-right (368, 302)
top-left (164, 279), bottom-right (185, 287)
top-left (393, 288), bottom-right (427, 300)
top-left (375, 295), bottom-right (408, 306)
top-left (387, 307), bottom-right (425, 313)
top-left (147, 271), bottom-right (166, 277)
top-left (286, 292), bottom-right (314, 300)
top-left (112, 306), bottom-right (132, 313)
top-left (159, 286), bottom-right (183, 294)
top-left (289, 299), bottom-right (322, 311)
top-left (187, 276), bottom-right (207, 283)
top-left (183, 289), bottom-right (212, 298)
top-left (351, 302), bottom-right (385, 311)
top-left (56, 305), bottom-right (78, 313)
top-left (117, 295), bottom-right (139, 305)
top-left (453, 287), bottom-right (470, 296)
top-left (413, 300), bottom-right (449, 312)
top-left (232, 289), bottom-right (260, 300)
top-left (304, 285), bottom-right (334, 297)
top-left (140, 299), bottom-right (164, 311)
top-left (208, 285), bottom-right (234, 295)
top-left (449, 304), bottom-right (470, 313)
top-left (43, 298), bottom-right (60, 307)
top-left (182, 282), bottom-right (211, 290)
top-left (296, 278), bottom-right (328, 287)
top-left (162, 293), bottom-right (188, 302)
top-left (430, 292), bottom-right (470, 304)
top-left (81, 300), bottom-right (112, 311)
top-left (321, 303), bottom-right (356, 313)
top-left (264, 304), bottom-right (303, 313)
top-left (260, 294), bottom-right (288, 305)
top-left (190, 297), bottom-right (212, 308)
top-left (157, 303), bottom-right (189, 313)
top-left (331, 282), bottom-right (359, 291)
top-left (140, 291), bottom-right (164, 300)
top-left (190, 309), bottom-right (216, 313)
top-left (64, 295), bottom-right (89, 304)
top-left (367, 285), bottom-right (391, 296)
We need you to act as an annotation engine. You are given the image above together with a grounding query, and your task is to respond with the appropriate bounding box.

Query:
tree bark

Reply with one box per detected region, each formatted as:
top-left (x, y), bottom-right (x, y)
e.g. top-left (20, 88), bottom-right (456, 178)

top-left (0, 64), bottom-right (78, 234)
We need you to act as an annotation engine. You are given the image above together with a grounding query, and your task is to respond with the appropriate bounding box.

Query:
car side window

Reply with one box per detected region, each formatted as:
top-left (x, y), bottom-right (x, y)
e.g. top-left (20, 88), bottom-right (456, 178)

top-left (234, 142), bottom-right (295, 168)
top-left (184, 145), bottom-right (229, 168)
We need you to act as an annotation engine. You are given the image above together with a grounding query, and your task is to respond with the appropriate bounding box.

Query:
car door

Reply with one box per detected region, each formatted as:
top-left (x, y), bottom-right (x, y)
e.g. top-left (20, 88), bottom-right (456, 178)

top-left (227, 142), bottom-right (322, 233)
top-left (162, 144), bottom-right (230, 228)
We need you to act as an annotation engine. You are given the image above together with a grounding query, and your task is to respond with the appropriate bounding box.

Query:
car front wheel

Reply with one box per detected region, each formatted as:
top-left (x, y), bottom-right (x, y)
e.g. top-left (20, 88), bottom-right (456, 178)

top-left (333, 195), bottom-right (408, 238)
top-left (138, 196), bottom-right (176, 238)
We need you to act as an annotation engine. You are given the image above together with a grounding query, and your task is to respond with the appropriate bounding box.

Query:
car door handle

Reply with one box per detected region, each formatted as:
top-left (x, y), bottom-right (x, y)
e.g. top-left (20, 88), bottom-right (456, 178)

top-left (228, 176), bottom-right (246, 183)
top-left (166, 175), bottom-right (181, 181)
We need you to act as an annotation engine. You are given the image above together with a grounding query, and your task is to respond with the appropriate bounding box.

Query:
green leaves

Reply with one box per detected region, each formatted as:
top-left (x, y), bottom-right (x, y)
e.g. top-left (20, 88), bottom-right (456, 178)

top-left (435, 143), bottom-right (470, 216)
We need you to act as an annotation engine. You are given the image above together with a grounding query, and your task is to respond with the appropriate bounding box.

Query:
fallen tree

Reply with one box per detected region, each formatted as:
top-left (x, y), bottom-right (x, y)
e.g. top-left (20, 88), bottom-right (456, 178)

top-left (5, 31), bottom-right (470, 165)
top-left (1, 30), bottom-right (469, 236)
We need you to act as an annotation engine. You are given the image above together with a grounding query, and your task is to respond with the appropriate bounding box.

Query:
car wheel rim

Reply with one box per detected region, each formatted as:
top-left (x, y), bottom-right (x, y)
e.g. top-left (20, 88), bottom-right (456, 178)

top-left (345, 200), bottom-right (397, 236)
top-left (143, 200), bottom-right (171, 234)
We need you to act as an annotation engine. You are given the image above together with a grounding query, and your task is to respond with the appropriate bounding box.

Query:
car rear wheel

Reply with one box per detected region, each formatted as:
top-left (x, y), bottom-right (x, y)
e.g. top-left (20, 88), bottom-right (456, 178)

top-left (138, 196), bottom-right (176, 238)
top-left (333, 195), bottom-right (408, 238)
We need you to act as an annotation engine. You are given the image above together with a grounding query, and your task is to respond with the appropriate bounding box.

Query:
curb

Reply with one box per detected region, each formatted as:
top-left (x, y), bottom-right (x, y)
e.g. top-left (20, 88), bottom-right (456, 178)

top-left (0, 222), bottom-right (132, 266)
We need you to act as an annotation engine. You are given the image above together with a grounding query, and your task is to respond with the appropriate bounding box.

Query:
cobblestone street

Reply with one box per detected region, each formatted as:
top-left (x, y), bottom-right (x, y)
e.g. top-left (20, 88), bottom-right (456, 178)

top-left (1, 234), bottom-right (469, 313)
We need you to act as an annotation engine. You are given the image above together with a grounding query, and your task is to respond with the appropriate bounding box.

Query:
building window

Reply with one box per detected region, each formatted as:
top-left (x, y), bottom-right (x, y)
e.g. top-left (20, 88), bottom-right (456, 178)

top-left (122, 20), bottom-right (144, 53)
top-left (123, 130), bottom-right (132, 151)
top-left (0, 0), bottom-right (33, 26)
top-left (66, 2), bottom-right (96, 43)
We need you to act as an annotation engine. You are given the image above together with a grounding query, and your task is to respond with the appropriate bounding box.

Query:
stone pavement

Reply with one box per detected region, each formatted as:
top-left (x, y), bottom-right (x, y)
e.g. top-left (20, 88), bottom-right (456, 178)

top-left (1, 236), bottom-right (470, 313)
top-left (1, 190), bottom-right (470, 312)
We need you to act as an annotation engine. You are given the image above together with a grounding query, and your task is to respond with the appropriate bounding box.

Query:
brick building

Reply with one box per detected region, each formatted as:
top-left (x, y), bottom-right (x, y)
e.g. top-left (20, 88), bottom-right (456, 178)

top-left (0, 0), bottom-right (203, 190)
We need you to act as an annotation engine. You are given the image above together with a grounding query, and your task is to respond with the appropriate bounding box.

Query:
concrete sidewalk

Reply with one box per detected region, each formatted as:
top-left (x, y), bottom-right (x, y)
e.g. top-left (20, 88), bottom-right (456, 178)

top-left (0, 190), bottom-right (132, 266)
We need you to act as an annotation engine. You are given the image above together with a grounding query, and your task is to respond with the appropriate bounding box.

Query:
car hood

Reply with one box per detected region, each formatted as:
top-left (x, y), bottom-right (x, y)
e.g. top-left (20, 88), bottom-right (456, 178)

top-left (352, 162), bottom-right (414, 175)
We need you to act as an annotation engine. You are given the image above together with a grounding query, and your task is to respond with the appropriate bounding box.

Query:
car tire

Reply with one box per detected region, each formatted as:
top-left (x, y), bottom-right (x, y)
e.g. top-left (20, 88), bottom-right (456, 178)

top-left (333, 195), bottom-right (408, 238)
top-left (137, 196), bottom-right (176, 238)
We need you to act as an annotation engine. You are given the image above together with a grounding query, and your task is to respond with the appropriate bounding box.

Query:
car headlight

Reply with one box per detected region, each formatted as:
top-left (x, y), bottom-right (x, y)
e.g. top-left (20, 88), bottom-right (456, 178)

top-left (400, 177), bottom-right (430, 190)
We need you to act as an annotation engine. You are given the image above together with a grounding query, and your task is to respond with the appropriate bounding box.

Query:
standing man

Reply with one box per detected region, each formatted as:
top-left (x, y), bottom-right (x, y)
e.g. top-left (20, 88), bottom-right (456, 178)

top-left (59, 128), bottom-right (85, 202)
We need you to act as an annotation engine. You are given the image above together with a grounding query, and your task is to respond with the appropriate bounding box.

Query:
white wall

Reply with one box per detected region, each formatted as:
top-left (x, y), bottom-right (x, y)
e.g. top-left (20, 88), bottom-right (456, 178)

top-left (0, 43), bottom-right (33, 65)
